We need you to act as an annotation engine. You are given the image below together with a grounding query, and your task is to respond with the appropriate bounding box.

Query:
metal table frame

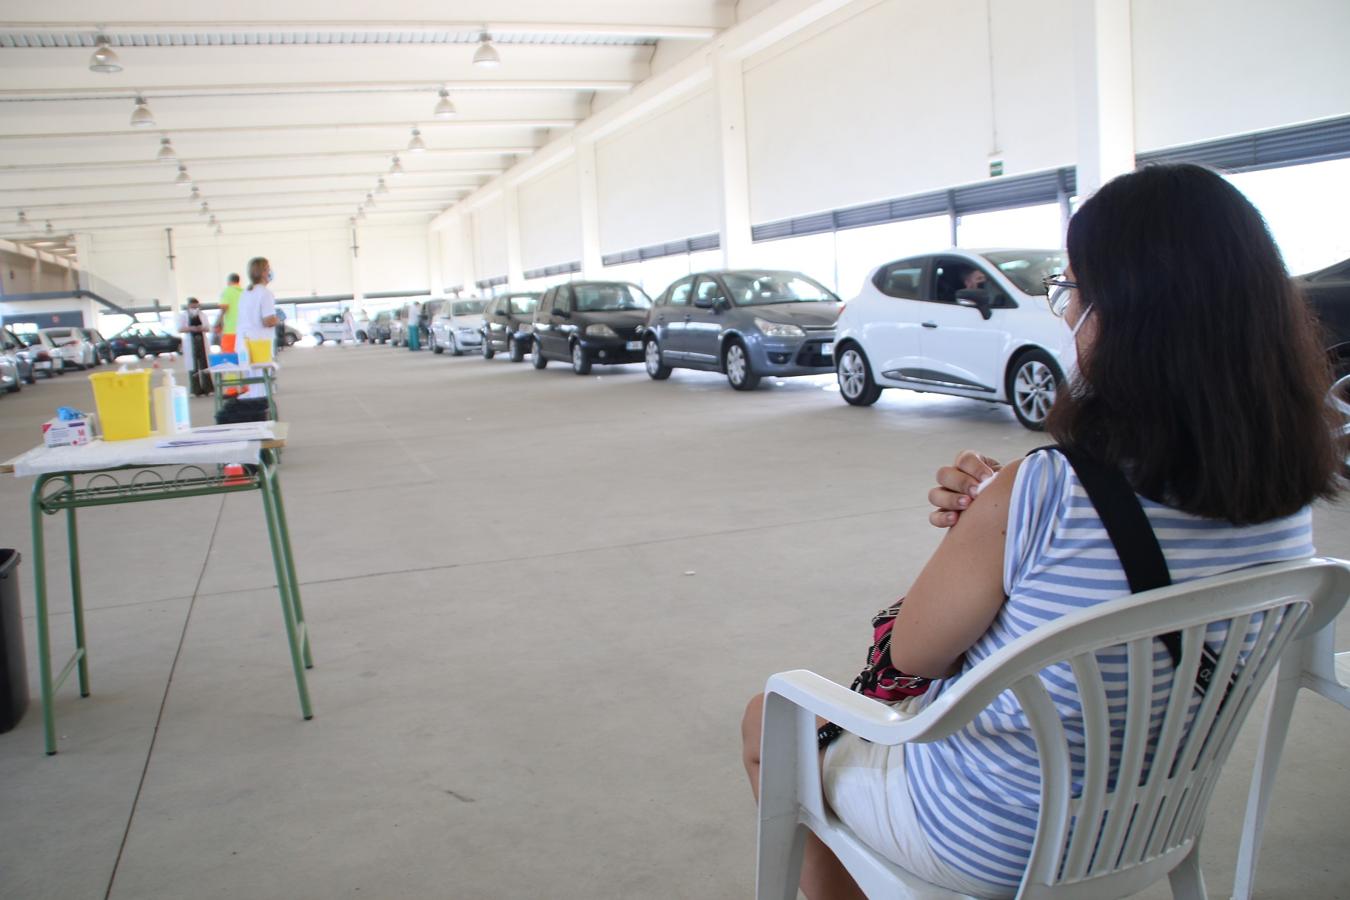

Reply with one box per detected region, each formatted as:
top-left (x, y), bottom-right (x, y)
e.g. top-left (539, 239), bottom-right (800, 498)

top-left (12, 437), bottom-right (311, 754)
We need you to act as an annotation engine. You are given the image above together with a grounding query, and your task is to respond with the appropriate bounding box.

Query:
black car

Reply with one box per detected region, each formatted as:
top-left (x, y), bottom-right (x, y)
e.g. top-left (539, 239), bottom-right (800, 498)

top-left (530, 282), bottom-right (652, 374)
top-left (80, 328), bottom-right (113, 364)
top-left (1302, 258), bottom-right (1350, 372)
top-left (369, 310), bottom-right (395, 344)
top-left (480, 292), bottom-right (541, 362)
top-left (109, 325), bottom-right (182, 359)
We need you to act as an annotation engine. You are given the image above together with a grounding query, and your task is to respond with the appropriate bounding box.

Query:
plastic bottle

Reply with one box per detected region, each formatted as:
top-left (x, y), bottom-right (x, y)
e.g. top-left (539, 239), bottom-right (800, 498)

top-left (153, 365), bottom-right (178, 436)
top-left (173, 384), bottom-right (190, 432)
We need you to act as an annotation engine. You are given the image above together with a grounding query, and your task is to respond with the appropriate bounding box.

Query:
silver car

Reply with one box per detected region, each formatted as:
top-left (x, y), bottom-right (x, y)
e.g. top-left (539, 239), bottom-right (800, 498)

top-left (641, 270), bottom-right (841, 390)
top-left (430, 299), bottom-right (487, 356)
top-left (39, 327), bottom-right (97, 370)
top-left (0, 352), bottom-right (17, 394)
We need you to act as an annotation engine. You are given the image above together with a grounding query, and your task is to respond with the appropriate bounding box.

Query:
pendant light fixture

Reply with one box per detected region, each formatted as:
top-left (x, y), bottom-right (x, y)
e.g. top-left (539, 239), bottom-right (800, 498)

top-left (208, 214), bottom-right (218, 226)
top-left (215, 225), bottom-right (224, 236)
top-left (189, 186), bottom-right (201, 201)
top-left (198, 202), bottom-right (209, 216)
top-left (45, 221), bottom-right (54, 235)
top-left (129, 95), bottom-right (156, 128)
top-left (433, 87), bottom-right (457, 119)
top-left (174, 165), bottom-right (191, 185)
top-left (365, 192), bottom-right (377, 208)
top-left (89, 35), bottom-right (122, 74)
top-left (389, 155), bottom-right (405, 177)
top-left (356, 207), bottom-right (366, 221)
top-left (375, 177), bottom-right (389, 195)
top-left (16, 210), bottom-right (28, 226)
top-left (407, 127), bottom-right (427, 153)
top-left (472, 32), bottom-right (500, 68)
top-left (155, 136), bottom-right (175, 161)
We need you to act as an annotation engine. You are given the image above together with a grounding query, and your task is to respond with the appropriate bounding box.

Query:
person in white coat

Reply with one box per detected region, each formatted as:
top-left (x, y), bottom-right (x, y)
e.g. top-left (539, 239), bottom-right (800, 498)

top-left (236, 257), bottom-right (279, 399)
top-left (342, 307), bottom-right (357, 343)
top-left (176, 297), bottom-right (213, 396)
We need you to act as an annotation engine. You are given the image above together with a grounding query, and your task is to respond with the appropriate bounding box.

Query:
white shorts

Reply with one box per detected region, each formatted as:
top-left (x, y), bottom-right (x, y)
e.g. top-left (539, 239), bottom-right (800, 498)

top-left (822, 735), bottom-right (1013, 898)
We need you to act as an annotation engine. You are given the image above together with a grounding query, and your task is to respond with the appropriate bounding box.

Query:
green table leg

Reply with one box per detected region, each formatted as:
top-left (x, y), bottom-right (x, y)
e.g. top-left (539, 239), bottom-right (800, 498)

top-left (65, 475), bottom-right (90, 697)
top-left (31, 475), bottom-right (57, 755)
top-left (262, 452), bottom-right (310, 668)
top-left (259, 453), bottom-right (313, 720)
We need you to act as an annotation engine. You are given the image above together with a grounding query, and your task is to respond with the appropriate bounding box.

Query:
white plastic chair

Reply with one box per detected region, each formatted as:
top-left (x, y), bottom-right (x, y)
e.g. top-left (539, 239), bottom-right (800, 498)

top-left (756, 558), bottom-right (1350, 900)
top-left (1232, 616), bottom-right (1350, 900)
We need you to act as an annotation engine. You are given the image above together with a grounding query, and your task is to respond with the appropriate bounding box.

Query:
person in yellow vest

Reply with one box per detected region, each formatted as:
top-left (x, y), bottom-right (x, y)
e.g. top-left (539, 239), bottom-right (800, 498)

top-left (215, 273), bottom-right (242, 354)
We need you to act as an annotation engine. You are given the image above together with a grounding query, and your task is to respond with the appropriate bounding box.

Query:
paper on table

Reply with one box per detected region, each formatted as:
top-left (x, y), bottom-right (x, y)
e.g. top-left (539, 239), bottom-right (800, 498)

top-left (154, 422), bottom-right (276, 447)
top-left (9, 436), bottom-right (260, 477)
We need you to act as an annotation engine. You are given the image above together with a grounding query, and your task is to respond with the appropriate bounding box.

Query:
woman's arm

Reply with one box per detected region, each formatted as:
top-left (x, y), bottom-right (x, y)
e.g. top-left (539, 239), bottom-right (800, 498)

top-left (888, 458), bottom-right (1022, 679)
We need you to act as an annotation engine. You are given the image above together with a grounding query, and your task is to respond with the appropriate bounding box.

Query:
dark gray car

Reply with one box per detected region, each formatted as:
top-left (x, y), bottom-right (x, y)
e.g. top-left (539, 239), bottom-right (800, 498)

top-left (641, 270), bottom-right (841, 390)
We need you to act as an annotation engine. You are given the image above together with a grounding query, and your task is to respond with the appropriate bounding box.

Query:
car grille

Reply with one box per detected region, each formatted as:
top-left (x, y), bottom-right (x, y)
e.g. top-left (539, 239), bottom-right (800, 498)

top-left (795, 335), bottom-right (836, 368)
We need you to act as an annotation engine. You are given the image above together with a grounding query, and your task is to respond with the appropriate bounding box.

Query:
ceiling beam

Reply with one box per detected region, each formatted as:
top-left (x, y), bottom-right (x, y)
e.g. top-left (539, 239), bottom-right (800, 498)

top-left (0, 169), bottom-right (502, 193)
top-left (0, 188), bottom-right (473, 213)
top-left (0, 146), bottom-right (537, 174)
top-left (0, 119), bottom-right (579, 142)
top-left (0, 80), bottom-right (635, 102)
top-left (0, 21), bottom-right (719, 40)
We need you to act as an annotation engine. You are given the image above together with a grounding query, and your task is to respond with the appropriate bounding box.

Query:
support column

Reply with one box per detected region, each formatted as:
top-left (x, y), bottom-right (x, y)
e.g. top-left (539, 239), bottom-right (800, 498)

top-left (504, 186), bottom-right (525, 290)
top-left (716, 58), bottom-right (753, 268)
top-left (576, 140), bottom-right (604, 278)
top-left (30, 252), bottom-right (41, 293)
top-left (426, 229), bottom-right (443, 298)
top-left (163, 227), bottom-right (183, 322)
top-left (349, 220), bottom-right (365, 311)
top-left (459, 215), bottom-right (479, 295)
top-left (73, 233), bottom-right (93, 292)
top-left (1074, 0), bottom-right (1136, 198)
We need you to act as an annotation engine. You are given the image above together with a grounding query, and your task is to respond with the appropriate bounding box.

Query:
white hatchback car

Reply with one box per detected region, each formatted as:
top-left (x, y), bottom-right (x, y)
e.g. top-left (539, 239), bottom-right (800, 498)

top-left (429, 299), bottom-right (487, 355)
top-left (833, 249), bottom-right (1071, 429)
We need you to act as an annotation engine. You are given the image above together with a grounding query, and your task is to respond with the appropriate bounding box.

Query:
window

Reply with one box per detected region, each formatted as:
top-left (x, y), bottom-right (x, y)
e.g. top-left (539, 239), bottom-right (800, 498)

top-left (873, 261), bottom-right (924, 300)
top-left (452, 300), bottom-right (486, 316)
top-left (694, 277), bottom-right (727, 307)
top-left (668, 278), bottom-right (695, 307)
top-left (572, 283), bottom-right (651, 312)
top-left (980, 250), bottom-right (1066, 296)
top-left (720, 272), bottom-right (835, 305)
top-left (933, 258), bottom-right (1003, 304)
top-left (507, 295), bottom-right (539, 315)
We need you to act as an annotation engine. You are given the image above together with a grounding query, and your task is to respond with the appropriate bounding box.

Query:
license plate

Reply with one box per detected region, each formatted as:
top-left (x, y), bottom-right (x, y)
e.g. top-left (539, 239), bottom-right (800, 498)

top-left (625, 341), bottom-right (642, 350)
top-left (820, 342), bottom-right (834, 357)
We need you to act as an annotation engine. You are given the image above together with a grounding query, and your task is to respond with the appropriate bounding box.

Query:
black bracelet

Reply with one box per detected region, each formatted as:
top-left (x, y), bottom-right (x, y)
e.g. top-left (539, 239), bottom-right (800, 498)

top-left (817, 722), bottom-right (844, 750)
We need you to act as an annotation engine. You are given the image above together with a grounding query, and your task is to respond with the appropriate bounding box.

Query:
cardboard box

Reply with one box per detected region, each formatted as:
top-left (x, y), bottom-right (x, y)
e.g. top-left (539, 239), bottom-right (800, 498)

top-left (42, 416), bottom-right (93, 448)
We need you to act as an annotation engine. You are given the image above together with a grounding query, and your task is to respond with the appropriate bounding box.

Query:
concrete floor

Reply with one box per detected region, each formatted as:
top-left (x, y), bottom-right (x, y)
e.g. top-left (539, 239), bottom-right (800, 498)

top-left (0, 346), bottom-right (1346, 900)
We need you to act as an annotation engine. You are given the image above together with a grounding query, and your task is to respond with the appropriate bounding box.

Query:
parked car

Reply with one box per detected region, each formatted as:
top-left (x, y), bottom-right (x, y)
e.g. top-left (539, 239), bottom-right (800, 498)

top-left (109, 324), bottom-right (182, 359)
top-left (279, 324), bottom-right (301, 347)
top-left (80, 328), bottom-right (113, 364)
top-left (0, 353), bottom-right (16, 394)
top-left (39, 327), bottom-right (98, 369)
top-left (19, 332), bottom-right (73, 373)
top-left (0, 326), bottom-right (37, 384)
top-left (641, 270), bottom-right (841, 390)
top-left (369, 310), bottom-right (395, 344)
top-left (530, 282), bottom-right (651, 374)
top-left (390, 302), bottom-right (429, 347)
top-left (833, 248), bottom-right (1070, 430)
top-left (312, 313), bottom-right (354, 345)
top-left (430, 299), bottom-right (488, 355)
top-left (479, 292), bottom-right (541, 361)
top-left (1301, 257), bottom-right (1350, 371)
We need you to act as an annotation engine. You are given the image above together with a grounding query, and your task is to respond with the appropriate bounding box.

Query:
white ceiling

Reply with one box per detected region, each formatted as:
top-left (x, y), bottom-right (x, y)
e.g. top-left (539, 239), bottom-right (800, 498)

top-left (0, 1), bottom-right (736, 255)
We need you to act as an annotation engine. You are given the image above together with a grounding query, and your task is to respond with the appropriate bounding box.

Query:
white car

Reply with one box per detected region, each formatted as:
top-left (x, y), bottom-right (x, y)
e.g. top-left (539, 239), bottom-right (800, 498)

top-left (38, 327), bottom-right (98, 370)
top-left (429, 299), bottom-right (487, 355)
top-left (833, 248), bottom-right (1071, 429)
top-left (311, 312), bottom-right (366, 344)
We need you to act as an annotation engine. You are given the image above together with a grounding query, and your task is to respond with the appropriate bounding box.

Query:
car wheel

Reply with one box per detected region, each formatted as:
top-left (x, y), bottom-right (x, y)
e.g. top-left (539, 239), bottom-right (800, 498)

top-left (314, 333), bottom-right (325, 345)
top-left (571, 342), bottom-right (592, 375)
top-left (285, 332), bottom-right (298, 347)
top-left (644, 338), bottom-right (672, 380)
top-left (724, 340), bottom-right (760, 391)
top-left (430, 333), bottom-right (443, 354)
top-left (135, 345), bottom-right (148, 359)
top-left (356, 330), bottom-right (368, 342)
top-left (482, 338), bottom-right (495, 360)
top-left (22, 370), bottom-right (35, 385)
top-left (451, 335), bottom-right (463, 357)
top-left (1007, 348), bottom-right (1061, 431)
top-left (509, 338), bottom-right (526, 363)
top-left (837, 345), bottom-right (882, 406)
top-left (532, 341), bottom-right (549, 369)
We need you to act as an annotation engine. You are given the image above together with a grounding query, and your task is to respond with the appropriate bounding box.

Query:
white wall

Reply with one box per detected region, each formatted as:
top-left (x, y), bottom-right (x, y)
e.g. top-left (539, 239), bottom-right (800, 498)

top-left (518, 161), bottom-right (583, 270)
top-left (356, 223), bottom-right (430, 293)
top-left (596, 89), bottom-right (722, 253)
top-left (472, 197), bottom-right (508, 280)
top-left (742, 0), bottom-right (1074, 225)
top-left (1131, 0), bottom-right (1350, 152)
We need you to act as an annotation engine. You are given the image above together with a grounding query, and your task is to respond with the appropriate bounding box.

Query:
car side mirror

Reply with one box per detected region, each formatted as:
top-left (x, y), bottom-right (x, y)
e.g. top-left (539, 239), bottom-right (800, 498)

top-left (692, 295), bottom-right (716, 310)
top-left (553, 308), bottom-right (569, 318)
top-left (955, 289), bottom-right (994, 320)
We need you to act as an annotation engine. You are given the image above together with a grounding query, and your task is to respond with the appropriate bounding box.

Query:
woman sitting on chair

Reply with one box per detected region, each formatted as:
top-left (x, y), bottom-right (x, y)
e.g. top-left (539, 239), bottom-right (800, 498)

top-left (742, 163), bottom-right (1342, 899)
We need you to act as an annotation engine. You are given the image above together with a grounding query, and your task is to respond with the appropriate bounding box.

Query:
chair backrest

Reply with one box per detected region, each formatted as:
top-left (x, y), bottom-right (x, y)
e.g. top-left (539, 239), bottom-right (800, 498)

top-left (912, 558), bottom-right (1350, 899)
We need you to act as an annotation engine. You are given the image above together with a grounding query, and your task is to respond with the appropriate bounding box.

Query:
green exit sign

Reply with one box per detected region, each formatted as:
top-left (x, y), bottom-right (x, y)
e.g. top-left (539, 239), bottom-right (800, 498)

top-left (989, 158), bottom-right (1004, 177)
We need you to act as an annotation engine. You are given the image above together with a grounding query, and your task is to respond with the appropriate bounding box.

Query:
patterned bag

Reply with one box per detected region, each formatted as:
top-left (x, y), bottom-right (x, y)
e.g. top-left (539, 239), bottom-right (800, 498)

top-left (817, 598), bottom-right (934, 749)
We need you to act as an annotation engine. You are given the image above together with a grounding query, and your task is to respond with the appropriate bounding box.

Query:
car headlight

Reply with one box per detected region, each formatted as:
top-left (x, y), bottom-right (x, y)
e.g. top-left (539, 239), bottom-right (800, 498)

top-left (587, 324), bottom-right (618, 338)
top-left (754, 318), bottom-right (805, 338)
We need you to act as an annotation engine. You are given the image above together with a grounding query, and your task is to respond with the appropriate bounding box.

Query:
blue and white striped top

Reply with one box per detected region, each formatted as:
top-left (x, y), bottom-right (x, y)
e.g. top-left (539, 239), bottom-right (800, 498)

top-left (904, 449), bottom-right (1314, 891)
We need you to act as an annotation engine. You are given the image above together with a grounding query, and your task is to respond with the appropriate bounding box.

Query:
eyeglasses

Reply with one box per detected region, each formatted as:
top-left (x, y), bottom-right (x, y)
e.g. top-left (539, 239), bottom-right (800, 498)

top-left (1042, 274), bottom-right (1078, 317)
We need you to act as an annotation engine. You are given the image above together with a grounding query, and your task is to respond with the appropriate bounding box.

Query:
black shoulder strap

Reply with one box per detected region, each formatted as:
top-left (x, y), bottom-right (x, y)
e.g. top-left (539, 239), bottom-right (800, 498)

top-left (1034, 445), bottom-right (1220, 698)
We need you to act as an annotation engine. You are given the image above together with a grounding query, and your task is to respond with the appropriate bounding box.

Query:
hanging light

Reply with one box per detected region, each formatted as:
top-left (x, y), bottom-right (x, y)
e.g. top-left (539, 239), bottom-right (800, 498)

top-left (375, 177), bottom-right (389, 195)
top-left (433, 87), bottom-right (457, 119)
top-left (472, 32), bottom-right (500, 68)
top-left (155, 136), bottom-right (175, 162)
top-left (129, 95), bottom-right (156, 128)
top-left (215, 225), bottom-right (223, 236)
top-left (198, 202), bottom-right (209, 216)
top-left (407, 127), bottom-right (427, 153)
top-left (389, 155), bottom-right (405, 177)
top-left (208, 214), bottom-right (217, 226)
top-left (174, 164), bottom-right (191, 185)
top-left (356, 207), bottom-right (366, 221)
top-left (189, 186), bottom-right (201, 201)
top-left (45, 221), bottom-right (54, 235)
top-left (16, 210), bottom-right (28, 226)
top-left (365, 192), bottom-right (377, 208)
top-left (89, 35), bottom-right (122, 74)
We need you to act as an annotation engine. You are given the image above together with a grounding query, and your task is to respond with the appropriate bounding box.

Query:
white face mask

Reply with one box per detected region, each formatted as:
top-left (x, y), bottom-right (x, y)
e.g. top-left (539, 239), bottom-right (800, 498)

top-left (1069, 303), bottom-right (1093, 339)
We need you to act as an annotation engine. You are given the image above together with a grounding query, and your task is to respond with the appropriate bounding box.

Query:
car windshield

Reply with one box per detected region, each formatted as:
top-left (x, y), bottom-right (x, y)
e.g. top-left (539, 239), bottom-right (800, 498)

top-left (506, 296), bottom-right (538, 315)
top-left (980, 250), bottom-right (1068, 295)
top-left (722, 272), bottom-right (839, 306)
top-left (44, 329), bottom-right (76, 341)
top-left (572, 284), bottom-right (651, 312)
top-left (452, 300), bottom-right (486, 316)
top-left (319, 314), bottom-right (342, 323)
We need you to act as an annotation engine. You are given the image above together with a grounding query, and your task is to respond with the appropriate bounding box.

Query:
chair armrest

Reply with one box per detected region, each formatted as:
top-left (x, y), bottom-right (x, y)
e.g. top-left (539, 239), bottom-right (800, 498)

top-left (765, 670), bottom-right (958, 746)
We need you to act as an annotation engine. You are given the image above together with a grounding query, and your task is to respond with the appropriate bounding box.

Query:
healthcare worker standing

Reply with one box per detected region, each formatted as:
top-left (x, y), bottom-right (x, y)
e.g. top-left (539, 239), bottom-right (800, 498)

top-left (236, 257), bottom-right (278, 399)
top-left (215, 273), bottom-right (242, 354)
top-left (176, 296), bottom-right (214, 396)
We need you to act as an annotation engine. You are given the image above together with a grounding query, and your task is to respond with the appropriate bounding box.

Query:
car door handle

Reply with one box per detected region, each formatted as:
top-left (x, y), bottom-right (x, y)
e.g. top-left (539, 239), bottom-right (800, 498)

top-left (922, 321), bottom-right (937, 329)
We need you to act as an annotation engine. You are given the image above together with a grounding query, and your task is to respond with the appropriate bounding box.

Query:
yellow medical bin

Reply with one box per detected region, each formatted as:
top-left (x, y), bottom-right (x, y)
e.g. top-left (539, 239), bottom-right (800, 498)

top-left (89, 370), bottom-right (153, 441)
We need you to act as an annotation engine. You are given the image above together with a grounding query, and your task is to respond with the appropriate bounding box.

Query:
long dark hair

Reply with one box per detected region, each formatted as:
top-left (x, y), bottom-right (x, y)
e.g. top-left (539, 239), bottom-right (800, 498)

top-left (1047, 163), bottom-right (1341, 524)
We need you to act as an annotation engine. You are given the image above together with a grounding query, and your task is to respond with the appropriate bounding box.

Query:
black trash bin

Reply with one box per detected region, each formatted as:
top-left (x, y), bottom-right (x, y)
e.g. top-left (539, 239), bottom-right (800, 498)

top-left (0, 550), bottom-right (28, 734)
